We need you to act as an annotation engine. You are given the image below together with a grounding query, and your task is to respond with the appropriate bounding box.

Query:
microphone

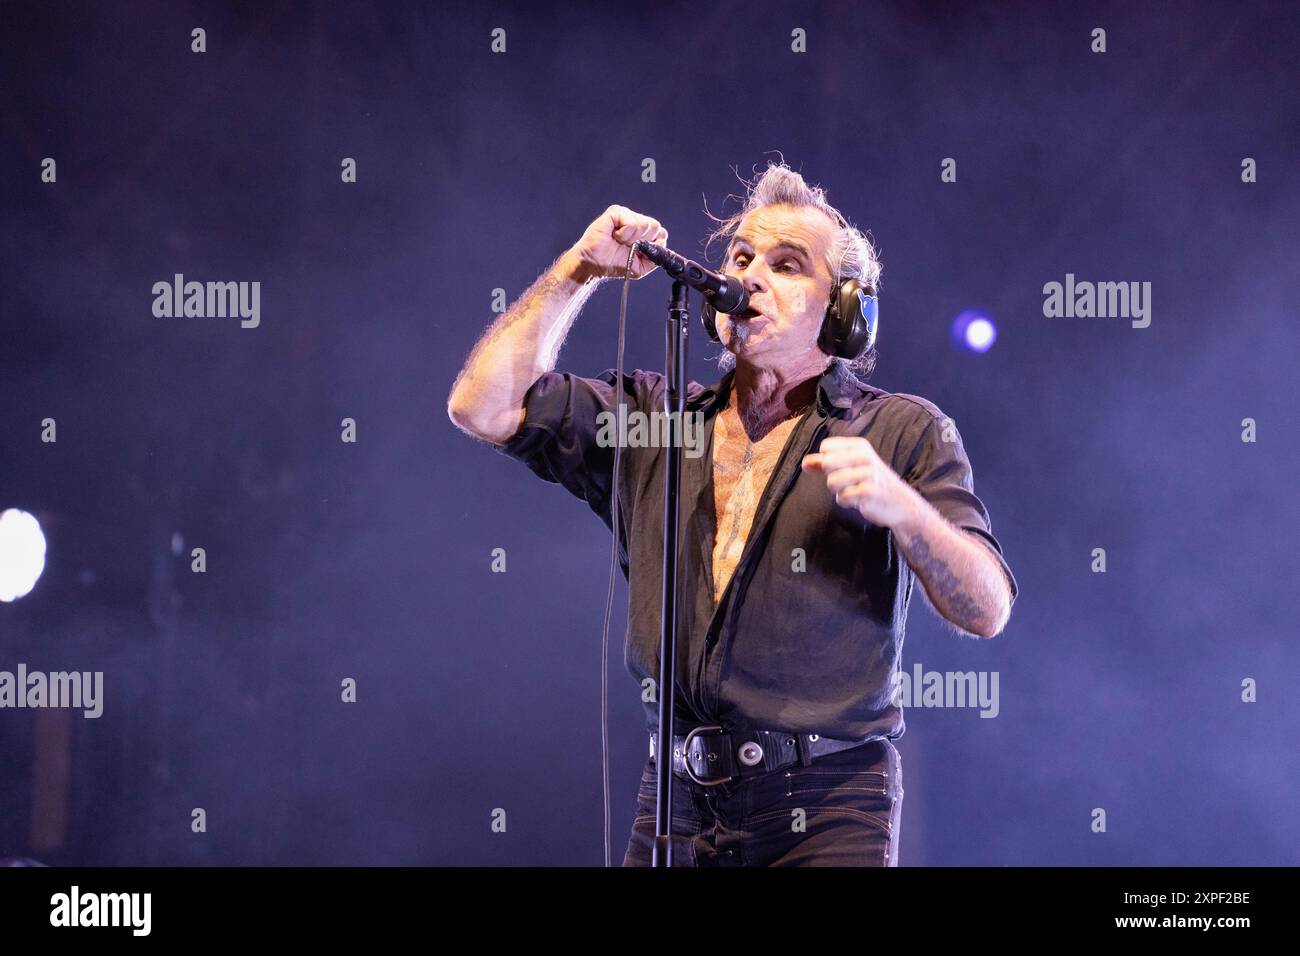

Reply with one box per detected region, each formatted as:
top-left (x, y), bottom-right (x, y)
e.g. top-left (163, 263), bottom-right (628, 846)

top-left (633, 240), bottom-right (751, 315)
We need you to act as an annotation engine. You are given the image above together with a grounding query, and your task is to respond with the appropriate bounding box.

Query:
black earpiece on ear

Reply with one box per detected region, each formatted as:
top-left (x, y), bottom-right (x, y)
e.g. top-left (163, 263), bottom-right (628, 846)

top-left (700, 276), bottom-right (878, 358)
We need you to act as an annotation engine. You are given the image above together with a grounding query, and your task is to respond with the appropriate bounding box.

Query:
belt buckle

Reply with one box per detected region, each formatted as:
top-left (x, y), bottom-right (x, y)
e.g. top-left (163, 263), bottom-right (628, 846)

top-left (681, 724), bottom-right (732, 786)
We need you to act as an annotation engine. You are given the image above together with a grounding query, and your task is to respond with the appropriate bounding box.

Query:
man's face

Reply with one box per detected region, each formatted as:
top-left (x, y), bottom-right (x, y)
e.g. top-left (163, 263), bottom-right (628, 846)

top-left (718, 203), bottom-right (837, 369)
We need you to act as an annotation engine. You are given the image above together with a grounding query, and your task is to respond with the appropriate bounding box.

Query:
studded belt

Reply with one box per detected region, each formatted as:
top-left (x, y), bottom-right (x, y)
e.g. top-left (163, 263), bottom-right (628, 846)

top-left (649, 724), bottom-right (870, 786)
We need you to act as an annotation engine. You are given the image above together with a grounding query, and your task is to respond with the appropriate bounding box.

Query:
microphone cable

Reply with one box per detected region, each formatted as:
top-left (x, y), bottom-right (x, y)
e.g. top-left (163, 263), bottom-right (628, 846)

top-left (600, 244), bottom-right (638, 866)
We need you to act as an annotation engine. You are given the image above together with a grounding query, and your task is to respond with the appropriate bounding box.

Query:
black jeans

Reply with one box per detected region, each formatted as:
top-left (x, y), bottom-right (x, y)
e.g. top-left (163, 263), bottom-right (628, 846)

top-left (622, 737), bottom-right (903, 867)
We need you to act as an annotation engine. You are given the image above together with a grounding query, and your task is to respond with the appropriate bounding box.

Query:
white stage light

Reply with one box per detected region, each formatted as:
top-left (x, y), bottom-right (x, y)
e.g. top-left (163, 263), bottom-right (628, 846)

top-left (0, 509), bottom-right (47, 602)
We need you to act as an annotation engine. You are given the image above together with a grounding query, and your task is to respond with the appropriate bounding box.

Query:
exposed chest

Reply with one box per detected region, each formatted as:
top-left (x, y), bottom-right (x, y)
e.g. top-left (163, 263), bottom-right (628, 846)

top-left (710, 409), bottom-right (804, 601)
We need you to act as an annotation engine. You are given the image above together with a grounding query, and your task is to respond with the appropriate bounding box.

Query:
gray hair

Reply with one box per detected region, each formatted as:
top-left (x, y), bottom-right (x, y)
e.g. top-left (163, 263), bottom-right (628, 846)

top-left (703, 161), bottom-right (882, 381)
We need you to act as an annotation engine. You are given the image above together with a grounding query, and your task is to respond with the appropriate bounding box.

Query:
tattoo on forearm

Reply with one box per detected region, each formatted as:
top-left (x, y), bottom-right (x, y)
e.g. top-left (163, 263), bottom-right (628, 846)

top-left (901, 533), bottom-right (985, 628)
top-left (453, 258), bottom-right (591, 397)
top-left (479, 267), bottom-right (569, 355)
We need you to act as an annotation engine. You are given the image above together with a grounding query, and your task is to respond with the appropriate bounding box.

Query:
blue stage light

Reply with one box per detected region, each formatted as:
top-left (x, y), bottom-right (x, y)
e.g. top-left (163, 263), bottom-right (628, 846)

top-left (951, 310), bottom-right (998, 353)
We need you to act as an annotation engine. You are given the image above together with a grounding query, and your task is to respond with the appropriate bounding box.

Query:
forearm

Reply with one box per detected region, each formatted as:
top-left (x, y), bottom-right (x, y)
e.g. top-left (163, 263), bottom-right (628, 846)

top-left (447, 247), bottom-right (603, 443)
top-left (892, 489), bottom-right (1012, 638)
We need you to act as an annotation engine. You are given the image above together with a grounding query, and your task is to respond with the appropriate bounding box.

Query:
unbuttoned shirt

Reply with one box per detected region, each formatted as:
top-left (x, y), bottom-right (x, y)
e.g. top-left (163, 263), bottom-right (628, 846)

top-left (495, 360), bottom-right (1018, 743)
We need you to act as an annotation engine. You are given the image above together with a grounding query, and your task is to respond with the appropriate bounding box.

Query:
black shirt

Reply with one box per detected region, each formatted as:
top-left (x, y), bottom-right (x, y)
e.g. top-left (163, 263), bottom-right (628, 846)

top-left (495, 360), bottom-right (1018, 743)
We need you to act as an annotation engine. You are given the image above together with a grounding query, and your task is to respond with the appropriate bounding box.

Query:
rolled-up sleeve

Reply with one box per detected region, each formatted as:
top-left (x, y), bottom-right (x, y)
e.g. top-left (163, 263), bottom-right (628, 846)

top-left (899, 414), bottom-right (1019, 605)
top-left (494, 367), bottom-right (649, 528)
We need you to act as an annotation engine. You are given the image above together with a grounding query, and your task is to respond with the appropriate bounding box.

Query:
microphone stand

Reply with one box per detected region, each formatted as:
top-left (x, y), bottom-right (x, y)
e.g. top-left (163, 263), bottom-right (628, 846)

top-left (652, 279), bottom-right (688, 867)
top-left (631, 239), bottom-right (745, 866)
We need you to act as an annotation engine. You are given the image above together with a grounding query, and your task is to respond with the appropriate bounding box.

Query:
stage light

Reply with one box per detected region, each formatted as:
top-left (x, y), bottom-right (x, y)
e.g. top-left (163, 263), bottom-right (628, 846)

top-left (0, 508), bottom-right (47, 602)
top-left (951, 310), bottom-right (998, 353)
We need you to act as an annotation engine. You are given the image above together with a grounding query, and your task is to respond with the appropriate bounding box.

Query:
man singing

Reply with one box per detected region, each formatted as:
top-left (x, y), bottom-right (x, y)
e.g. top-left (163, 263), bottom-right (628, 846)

top-left (447, 162), bottom-right (1018, 866)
